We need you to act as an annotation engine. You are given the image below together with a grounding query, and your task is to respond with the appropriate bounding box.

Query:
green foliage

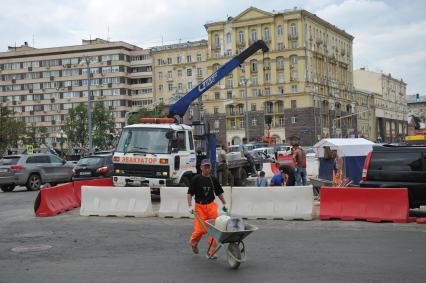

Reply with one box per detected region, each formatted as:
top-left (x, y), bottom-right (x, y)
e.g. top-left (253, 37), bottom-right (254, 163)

top-left (127, 103), bottom-right (168, 125)
top-left (0, 106), bottom-right (26, 154)
top-left (64, 102), bottom-right (115, 150)
top-left (25, 123), bottom-right (48, 148)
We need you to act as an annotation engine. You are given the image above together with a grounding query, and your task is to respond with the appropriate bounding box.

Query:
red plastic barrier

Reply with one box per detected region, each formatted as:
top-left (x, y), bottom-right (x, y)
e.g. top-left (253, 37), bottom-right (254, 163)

top-left (277, 154), bottom-right (295, 167)
top-left (73, 178), bottom-right (113, 203)
top-left (416, 218), bottom-right (426, 224)
top-left (320, 187), bottom-right (409, 223)
top-left (35, 183), bottom-right (79, 217)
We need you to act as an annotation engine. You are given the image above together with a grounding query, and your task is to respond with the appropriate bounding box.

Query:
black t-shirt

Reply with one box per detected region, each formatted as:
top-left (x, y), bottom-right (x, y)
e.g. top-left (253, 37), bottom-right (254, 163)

top-left (187, 174), bottom-right (224, 203)
top-left (279, 164), bottom-right (296, 186)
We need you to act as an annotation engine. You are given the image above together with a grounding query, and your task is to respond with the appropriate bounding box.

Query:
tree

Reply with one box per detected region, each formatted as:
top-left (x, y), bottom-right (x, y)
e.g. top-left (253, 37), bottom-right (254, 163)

top-left (92, 102), bottom-right (114, 149)
top-left (64, 103), bottom-right (88, 149)
top-left (0, 105), bottom-right (26, 154)
top-left (64, 102), bottom-right (115, 151)
top-left (25, 123), bottom-right (48, 148)
top-left (127, 103), bottom-right (168, 125)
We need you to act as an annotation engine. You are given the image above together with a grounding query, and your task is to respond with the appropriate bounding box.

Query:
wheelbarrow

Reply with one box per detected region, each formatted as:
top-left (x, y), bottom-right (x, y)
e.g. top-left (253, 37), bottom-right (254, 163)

top-left (193, 211), bottom-right (258, 269)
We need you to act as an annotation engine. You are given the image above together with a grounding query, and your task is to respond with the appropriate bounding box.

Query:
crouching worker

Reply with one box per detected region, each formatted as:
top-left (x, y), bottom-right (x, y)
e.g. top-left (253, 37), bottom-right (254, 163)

top-left (187, 159), bottom-right (228, 258)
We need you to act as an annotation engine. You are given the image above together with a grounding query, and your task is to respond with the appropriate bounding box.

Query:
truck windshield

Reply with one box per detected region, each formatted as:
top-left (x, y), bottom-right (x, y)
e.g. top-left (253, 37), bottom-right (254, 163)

top-left (116, 128), bottom-right (171, 154)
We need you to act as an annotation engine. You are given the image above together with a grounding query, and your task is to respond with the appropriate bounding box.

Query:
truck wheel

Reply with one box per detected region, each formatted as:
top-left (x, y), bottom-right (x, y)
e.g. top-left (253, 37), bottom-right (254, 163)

top-left (0, 185), bottom-right (15, 192)
top-left (234, 168), bottom-right (247, 186)
top-left (178, 176), bottom-right (190, 187)
top-left (26, 174), bottom-right (42, 191)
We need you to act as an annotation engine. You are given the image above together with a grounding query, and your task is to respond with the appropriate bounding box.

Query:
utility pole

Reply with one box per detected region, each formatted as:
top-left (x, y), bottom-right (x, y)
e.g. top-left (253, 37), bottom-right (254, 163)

top-left (83, 57), bottom-right (93, 155)
top-left (240, 77), bottom-right (250, 141)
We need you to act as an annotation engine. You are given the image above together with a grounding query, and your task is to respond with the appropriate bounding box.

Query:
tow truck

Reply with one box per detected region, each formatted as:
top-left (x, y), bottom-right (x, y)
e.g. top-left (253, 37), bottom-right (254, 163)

top-left (112, 40), bottom-right (269, 189)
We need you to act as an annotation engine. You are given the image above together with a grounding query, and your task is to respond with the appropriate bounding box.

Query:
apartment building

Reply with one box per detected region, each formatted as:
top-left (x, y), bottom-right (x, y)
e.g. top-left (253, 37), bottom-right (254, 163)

top-left (0, 38), bottom-right (153, 147)
top-left (353, 89), bottom-right (375, 140)
top-left (202, 7), bottom-right (354, 145)
top-left (354, 68), bottom-right (407, 142)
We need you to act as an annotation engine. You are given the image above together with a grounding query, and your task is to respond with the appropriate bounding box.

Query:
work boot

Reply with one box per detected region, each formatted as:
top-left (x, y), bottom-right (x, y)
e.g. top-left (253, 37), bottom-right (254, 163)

top-left (189, 239), bottom-right (199, 254)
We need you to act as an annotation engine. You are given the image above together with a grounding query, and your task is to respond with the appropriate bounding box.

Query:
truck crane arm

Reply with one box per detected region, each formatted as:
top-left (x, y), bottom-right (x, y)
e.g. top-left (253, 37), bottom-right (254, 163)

top-left (168, 40), bottom-right (269, 118)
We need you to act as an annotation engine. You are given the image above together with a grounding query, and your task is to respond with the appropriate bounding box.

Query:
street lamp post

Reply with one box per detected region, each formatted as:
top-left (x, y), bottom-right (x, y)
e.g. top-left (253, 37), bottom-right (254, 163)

top-left (83, 57), bottom-right (93, 155)
top-left (240, 77), bottom-right (250, 141)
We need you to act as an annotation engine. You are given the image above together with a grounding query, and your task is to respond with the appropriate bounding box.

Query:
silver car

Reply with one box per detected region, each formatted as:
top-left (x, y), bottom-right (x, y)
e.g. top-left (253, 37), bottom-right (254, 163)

top-left (0, 154), bottom-right (74, 192)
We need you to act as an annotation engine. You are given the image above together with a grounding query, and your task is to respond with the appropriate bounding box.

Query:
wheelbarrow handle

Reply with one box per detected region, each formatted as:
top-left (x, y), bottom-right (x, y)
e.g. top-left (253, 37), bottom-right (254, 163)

top-left (193, 211), bottom-right (208, 232)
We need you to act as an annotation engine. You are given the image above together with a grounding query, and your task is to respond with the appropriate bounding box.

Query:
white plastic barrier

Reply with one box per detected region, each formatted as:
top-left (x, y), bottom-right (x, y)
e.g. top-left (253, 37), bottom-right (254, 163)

top-left (231, 186), bottom-right (313, 220)
top-left (262, 162), bottom-right (276, 178)
top-left (80, 186), bottom-right (154, 217)
top-left (159, 186), bottom-right (231, 218)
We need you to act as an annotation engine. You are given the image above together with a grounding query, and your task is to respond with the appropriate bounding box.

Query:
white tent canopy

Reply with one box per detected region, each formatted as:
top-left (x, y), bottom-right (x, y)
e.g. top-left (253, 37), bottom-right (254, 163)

top-left (313, 138), bottom-right (375, 157)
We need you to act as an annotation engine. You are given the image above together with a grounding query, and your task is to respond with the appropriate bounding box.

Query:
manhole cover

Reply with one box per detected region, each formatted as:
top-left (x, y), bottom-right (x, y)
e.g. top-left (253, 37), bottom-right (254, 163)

top-left (11, 244), bottom-right (52, 253)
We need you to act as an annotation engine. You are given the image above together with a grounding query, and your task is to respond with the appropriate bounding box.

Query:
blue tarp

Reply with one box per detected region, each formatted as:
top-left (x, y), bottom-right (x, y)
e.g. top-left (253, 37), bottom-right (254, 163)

top-left (318, 155), bottom-right (366, 185)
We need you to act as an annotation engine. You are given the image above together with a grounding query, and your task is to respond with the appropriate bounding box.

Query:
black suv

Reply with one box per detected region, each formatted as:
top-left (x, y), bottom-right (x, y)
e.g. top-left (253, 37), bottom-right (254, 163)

top-left (360, 145), bottom-right (426, 208)
top-left (72, 154), bottom-right (113, 180)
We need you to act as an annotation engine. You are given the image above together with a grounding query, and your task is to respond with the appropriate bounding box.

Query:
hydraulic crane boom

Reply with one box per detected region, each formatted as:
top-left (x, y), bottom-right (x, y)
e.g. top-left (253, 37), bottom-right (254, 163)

top-left (168, 40), bottom-right (269, 118)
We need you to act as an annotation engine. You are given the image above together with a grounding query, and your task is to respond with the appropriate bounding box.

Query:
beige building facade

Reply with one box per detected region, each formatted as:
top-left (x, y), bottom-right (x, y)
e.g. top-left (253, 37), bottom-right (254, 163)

top-left (0, 38), bottom-right (153, 148)
top-left (202, 7), bottom-right (354, 145)
top-left (354, 68), bottom-right (407, 142)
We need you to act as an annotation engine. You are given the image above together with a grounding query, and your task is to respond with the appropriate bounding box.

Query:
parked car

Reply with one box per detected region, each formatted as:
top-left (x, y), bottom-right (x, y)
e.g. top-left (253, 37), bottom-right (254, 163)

top-left (275, 145), bottom-right (292, 157)
top-left (252, 147), bottom-right (276, 162)
top-left (72, 154), bottom-right (113, 180)
top-left (0, 154), bottom-right (74, 192)
top-left (360, 145), bottom-right (426, 208)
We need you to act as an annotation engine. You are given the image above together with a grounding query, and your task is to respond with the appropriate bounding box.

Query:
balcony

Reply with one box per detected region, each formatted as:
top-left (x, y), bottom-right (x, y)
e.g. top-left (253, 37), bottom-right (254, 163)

top-left (211, 44), bottom-right (221, 50)
top-left (288, 34), bottom-right (298, 40)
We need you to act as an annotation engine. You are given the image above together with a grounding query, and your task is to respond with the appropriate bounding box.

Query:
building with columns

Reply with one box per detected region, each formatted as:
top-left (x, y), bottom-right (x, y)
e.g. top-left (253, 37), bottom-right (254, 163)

top-left (202, 7), bottom-right (354, 145)
top-left (354, 68), bottom-right (407, 142)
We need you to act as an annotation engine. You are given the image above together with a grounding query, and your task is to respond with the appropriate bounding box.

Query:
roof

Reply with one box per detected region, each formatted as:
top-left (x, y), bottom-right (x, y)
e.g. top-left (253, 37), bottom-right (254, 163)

top-left (125, 123), bottom-right (192, 131)
top-left (313, 138), bottom-right (375, 157)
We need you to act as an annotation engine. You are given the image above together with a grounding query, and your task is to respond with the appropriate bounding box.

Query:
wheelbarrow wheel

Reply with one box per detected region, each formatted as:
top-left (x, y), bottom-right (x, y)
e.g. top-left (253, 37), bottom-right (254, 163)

top-left (227, 243), bottom-right (241, 269)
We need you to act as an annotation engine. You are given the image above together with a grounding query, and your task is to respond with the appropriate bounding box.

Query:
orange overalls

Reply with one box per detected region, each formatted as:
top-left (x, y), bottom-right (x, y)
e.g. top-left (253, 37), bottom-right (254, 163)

top-left (190, 201), bottom-right (218, 255)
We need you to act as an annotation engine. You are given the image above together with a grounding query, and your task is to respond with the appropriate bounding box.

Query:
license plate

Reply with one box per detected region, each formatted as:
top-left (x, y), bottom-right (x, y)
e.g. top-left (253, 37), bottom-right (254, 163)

top-left (130, 176), bottom-right (145, 181)
top-left (79, 171), bottom-right (92, 176)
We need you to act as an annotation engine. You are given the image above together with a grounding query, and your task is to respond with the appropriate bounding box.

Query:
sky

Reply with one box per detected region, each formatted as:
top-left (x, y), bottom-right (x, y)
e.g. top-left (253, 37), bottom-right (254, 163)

top-left (1, 0), bottom-right (425, 95)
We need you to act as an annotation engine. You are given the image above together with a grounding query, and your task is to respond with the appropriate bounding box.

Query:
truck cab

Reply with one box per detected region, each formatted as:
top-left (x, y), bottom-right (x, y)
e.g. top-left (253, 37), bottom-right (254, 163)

top-left (113, 120), bottom-right (196, 189)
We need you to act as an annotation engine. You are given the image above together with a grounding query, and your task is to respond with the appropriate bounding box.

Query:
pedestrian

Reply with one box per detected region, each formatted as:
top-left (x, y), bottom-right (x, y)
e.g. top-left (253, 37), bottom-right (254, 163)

top-left (240, 137), bottom-right (257, 177)
top-left (187, 159), bottom-right (228, 258)
top-left (280, 164), bottom-right (296, 186)
top-left (270, 171), bottom-right (285, 186)
top-left (292, 143), bottom-right (307, 186)
top-left (331, 149), bottom-right (343, 186)
top-left (256, 171), bottom-right (268, 187)
top-left (218, 144), bottom-right (233, 186)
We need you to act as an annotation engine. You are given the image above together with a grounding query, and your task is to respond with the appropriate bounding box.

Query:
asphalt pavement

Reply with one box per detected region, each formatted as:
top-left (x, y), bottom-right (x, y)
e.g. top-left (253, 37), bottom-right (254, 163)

top-left (1, 187), bottom-right (426, 283)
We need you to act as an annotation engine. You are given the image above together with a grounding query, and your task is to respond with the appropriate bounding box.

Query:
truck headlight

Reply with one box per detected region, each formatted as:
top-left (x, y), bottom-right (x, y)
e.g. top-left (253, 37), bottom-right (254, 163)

top-left (156, 171), bottom-right (168, 177)
top-left (115, 169), bottom-right (121, 174)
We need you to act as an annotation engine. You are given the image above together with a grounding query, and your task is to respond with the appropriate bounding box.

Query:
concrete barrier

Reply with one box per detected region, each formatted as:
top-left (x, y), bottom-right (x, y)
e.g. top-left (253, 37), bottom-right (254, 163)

top-left (80, 186), bottom-right (154, 217)
top-left (73, 178), bottom-right (113, 204)
top-left (230, 186), bottom-right (313, 220)
top-left (159, 186), bottom-right (231, 218)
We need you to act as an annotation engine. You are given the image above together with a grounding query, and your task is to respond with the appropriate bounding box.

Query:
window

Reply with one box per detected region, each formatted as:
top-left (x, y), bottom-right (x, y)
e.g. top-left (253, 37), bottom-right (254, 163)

top-left (370, 152), bottom-right (423, 172)
top-left (215, 92), bottom-right (220, 100)
top-left (158, 72), bottom-right (163, 79)
top-left (177, 56), bottom-right (182, 64)
top-left (175, 131), bottom-right (186, 151)
top-left (291, 117), bottom-right (296, 124)
top-left (263, 27), bottom-right (270, 41)
top-left (214, 34), bottom-right (220, 47)
top-left (167, 57), bottom-right (172, 64)
top-left (291, 70), bottom-right (298, 81)
top-left (290, 55), bottom-right (298, 64)
top-left (291, 85), bottom-right (298, 93)
top-left (240, 120), bottom-right (245, 129)
top-left (265, 72), bottom-right (271, 82)
top-left (159, 84), bottom-right (163, 92)
top-left (278, 87), bottom-right (284, 94)
top-left (177, 70), bottom-right (182, 78)
top-left (26, 156), bottom-right (50, 164)
top-left (49, 155), bottom-right (63, 164)
top-left (251, 104), bottom-right (256, 111)
top-left (250, 60), bottom-right (258, 72)
top-left (214, 107), bottom-right (219, 114)
top-left (226, 77), bottom-right (233, 88)
top-left (277, 57), bottom-right (284, 70)
top-left (251, 76), bottom-right (258, 86)
top-left (252, 89), bottom-right (258, 97)
top-left (226, 32), bottom-right (231, 44)
top-left (278, 72), bottom-right (284, 83)
top-left (197, 68), bottom-right (202, 77)
top-left (188, 132), bottom-right (194, 150)
top-left (291, 41), bottom-right (298, 49)
top-left (252, 118), bottom-right (257, 126)
top-left (187, 55), bottom-right (192, 63)
top-left (222, 90), bottom-right (231, 100)
top-left (197, 54), bottom-right (202, 62)
top-left (177, 83), bottom-right (183, 91)
top-left (167, 71), bottom-right (172, 79)
top-left (251, 29), bottom-right (257, 42)
top-left (187, 82), bottom-right (192, 89)
top-left (291, 100), bottom-right (297, 108)
top-left (277, 25), bottom-right (283, 36)
top-left (277, 43), bottom-right (284, 50)
top-left (239, 31), bottom-right (245, 43)
top-left (240, 89), bottom-right (246, 98)
top-left (264, 88), bottom-right (270, 96)
top-left (290, 23), bottom-right (297, 36)
top-left (168, 83), bottom-right (173, 91)
top-left (187, 68), bottom-right (192, 77)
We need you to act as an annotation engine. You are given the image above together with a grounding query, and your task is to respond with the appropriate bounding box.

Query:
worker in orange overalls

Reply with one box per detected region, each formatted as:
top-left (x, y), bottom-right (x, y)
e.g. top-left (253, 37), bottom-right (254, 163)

top-left (187, 159), bottom-right (227, 258)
